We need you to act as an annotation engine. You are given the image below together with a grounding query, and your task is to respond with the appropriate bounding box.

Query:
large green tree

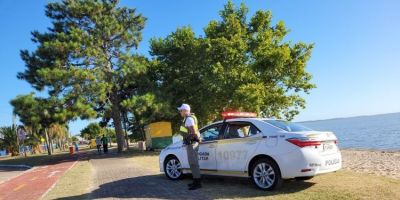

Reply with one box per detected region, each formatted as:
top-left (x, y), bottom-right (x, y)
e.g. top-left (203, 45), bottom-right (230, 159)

top-left (150, 1), bottom-right (315, 126)
top-left (18, 0), bottom-right (147, 152)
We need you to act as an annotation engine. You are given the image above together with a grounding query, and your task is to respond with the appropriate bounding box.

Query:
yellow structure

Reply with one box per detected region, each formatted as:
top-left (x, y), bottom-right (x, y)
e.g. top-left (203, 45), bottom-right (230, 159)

top-left (144, 122), bottom-right (172, 149)
top-left (90, 139), bottom-right (97, 148)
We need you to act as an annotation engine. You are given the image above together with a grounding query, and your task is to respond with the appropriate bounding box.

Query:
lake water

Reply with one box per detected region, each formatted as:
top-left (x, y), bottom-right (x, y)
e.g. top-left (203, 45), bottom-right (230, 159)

top-left (300, 112), bottom-right (400, 151)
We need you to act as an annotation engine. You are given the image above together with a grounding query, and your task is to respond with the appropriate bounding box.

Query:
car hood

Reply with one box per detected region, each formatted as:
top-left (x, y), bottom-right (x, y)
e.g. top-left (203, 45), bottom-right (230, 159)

top-left (164, 140), bottom-right (184, 150)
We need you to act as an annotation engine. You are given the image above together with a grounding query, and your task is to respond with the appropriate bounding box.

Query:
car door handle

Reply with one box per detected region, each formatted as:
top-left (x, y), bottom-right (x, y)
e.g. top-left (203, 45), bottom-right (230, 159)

top-left (208, 144), bottom-right (216, 148)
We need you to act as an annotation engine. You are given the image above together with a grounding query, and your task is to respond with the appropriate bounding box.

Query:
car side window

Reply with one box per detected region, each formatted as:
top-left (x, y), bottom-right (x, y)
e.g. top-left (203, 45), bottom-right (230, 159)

top-left (200, 124), bottom-right (222, 142)
top-left (223, 123), bottom-right (260, 139)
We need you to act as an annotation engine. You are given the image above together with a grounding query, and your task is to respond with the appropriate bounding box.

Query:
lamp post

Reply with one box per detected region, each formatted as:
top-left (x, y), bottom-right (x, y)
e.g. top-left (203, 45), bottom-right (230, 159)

top-left (12, 113), bottom-right (20, 155)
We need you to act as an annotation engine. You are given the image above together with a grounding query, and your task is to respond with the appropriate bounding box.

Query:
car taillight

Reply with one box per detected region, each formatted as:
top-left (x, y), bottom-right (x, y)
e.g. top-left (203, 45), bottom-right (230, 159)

top-left (286, 138), bottom-right (321, 148)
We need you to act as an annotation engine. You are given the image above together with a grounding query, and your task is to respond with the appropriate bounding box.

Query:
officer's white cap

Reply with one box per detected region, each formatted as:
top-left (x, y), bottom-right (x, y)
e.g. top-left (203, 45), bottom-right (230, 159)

top-left (177, 103), bottom-right (191, 111)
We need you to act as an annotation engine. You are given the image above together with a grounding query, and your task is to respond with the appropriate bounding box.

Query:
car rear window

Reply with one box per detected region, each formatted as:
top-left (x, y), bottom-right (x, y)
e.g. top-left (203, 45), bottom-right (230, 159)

top-left (264, 120), bottom-right (313, 132)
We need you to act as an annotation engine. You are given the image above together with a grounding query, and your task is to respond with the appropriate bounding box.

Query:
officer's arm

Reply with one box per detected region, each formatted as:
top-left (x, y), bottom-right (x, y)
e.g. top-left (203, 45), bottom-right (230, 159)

top-left (187, 126), bottom-right (196, 135)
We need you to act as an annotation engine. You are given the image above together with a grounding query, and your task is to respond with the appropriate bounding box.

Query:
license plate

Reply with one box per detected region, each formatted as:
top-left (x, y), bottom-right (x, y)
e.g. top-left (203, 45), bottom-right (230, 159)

top-left (322, 143), bottom-right (335, 152)
top-left (325, 158), bottom-right (340, 166)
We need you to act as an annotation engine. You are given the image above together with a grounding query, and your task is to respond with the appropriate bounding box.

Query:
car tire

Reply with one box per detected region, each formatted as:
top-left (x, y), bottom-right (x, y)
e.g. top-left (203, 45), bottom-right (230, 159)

top-left (164, 156), bottom-right (183, 180)
top-left (295, 176), bottom-right (314, 181)
top-left (250, 158), bottom-right (283, 190)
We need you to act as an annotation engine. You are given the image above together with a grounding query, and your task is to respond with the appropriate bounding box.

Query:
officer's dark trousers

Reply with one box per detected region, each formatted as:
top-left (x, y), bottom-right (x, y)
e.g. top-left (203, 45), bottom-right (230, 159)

top-left (186, 142), bottom-right (201, 179)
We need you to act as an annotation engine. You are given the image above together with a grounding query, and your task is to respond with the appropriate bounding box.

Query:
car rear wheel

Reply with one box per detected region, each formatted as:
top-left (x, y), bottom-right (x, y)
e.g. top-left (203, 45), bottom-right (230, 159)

top-left (251, 158), bottom-right (282, 190)
top-left (164, 156), bottom-right (183, 180)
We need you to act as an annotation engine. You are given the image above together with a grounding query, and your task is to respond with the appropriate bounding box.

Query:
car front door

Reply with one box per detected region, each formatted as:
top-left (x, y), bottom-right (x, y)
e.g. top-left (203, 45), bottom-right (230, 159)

top-left (216, 122), bottom-right (261, 172)
top-left (198, 123), bottom-right (222, 170)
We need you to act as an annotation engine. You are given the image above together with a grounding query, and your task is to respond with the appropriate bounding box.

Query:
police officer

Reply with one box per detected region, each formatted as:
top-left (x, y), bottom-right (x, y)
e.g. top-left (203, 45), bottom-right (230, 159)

top-left (178, 103), bottom-right (202, 190)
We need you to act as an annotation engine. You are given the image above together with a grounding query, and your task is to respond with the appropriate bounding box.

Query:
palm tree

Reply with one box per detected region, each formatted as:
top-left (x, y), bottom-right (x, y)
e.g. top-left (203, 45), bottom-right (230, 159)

top-left (24, 126), bottom-right (42, 154)
top-left (0, 126), bottom-right (19, 156)
top-left (48, 123), bottom-right (68, 151)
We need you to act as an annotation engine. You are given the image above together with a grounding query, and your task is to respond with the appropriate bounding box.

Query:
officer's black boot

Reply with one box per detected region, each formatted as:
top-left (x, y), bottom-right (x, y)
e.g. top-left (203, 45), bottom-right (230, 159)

top-left (187, 180), bottom-right (200, 187)
top-left (188, 178), bottom-right (202, 190)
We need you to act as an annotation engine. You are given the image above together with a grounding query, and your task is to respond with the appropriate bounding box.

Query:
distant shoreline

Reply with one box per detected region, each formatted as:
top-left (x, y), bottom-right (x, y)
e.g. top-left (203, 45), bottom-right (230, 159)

top-left (297, 111), bottom-right (400, 123)
top-left (341, 147), bottom-right (400, 153)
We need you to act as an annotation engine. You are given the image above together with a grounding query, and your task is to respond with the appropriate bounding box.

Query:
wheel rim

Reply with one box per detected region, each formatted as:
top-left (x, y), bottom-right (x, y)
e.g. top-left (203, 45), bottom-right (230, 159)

top-left (166, 158), bottom-right (182, 179)
top-left (253, 162), bottom-right (275, 189)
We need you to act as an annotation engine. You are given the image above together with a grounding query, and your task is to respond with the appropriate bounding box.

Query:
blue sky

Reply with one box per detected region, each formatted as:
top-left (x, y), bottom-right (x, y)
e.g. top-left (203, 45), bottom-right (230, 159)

top-left (0, 0), bottom-right (399, 134)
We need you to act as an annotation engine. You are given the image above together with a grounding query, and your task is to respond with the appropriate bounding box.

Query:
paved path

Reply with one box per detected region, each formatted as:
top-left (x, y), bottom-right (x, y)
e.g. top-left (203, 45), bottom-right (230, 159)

top-left (0, 167), bottom-right (26, 183)
top-left (89, 152), bottom-right (210, 200)
top-left (0, 155), bottom-right (78, 200)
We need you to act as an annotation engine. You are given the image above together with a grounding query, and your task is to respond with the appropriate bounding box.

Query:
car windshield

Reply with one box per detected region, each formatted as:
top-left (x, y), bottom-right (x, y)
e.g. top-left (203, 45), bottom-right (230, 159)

top-left (264, 120), bottom-right (313, 132)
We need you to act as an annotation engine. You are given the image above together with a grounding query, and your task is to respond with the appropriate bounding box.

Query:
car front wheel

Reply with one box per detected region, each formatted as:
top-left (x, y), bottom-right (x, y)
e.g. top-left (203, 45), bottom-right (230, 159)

top-left (251, 158), bottom-right (282, 190)
top-left (164, 156), bottom-right (183, 180)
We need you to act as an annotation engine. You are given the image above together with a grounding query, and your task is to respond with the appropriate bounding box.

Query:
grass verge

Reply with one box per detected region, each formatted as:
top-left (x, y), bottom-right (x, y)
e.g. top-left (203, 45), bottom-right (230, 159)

top-left (0, 146), bottom-right (90, 167)
top-left (130, 151), bottom-right (400, 200)
top-left (0, 151), bottom-right (69, 167)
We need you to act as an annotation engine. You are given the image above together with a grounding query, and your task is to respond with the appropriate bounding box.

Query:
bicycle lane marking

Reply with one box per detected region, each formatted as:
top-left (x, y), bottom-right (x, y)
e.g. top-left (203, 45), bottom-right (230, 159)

top-left (0, 158), bottom-right (77, 200)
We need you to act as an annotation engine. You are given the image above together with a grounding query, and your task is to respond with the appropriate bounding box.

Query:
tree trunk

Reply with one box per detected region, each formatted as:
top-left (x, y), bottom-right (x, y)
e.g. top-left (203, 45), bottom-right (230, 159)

top-left (123, 112), bottom-right (129, 150)
top-left (50, 139), bottom-right (54, 153)
top-left (111, 98), bottom-right (125, 153)
top-left (59, 139), bottom-right (62, 151)
top-left (44, 128), bottom-right (52, 155)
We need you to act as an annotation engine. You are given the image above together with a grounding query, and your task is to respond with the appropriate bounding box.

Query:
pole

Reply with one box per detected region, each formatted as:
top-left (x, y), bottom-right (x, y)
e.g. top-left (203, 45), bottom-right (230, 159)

top-left (13, 113), bottom-right (20, 156)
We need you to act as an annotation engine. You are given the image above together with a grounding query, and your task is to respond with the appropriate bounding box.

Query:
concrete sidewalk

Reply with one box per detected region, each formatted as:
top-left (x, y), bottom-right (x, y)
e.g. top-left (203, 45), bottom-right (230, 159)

top-left (0, 167), bottom-right (27, 184)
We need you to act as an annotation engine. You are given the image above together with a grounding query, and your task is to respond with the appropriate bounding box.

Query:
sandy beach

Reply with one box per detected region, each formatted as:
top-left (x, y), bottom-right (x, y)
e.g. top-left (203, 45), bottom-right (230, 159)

top-left (341, 149), bottom-right (400, 180)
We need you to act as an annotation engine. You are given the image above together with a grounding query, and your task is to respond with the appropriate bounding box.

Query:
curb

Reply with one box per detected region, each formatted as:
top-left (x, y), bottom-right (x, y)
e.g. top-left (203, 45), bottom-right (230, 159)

top-left (0, 164), bottom-right (32, 169)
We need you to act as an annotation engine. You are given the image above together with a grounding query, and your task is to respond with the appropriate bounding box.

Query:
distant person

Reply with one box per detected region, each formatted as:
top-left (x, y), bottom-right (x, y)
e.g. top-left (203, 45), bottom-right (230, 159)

top-left (96, 136), bottom-right (102, 154)
top-left (74, 141), bottom-right (79, 152)
top-left (101, 135), bottom-right (108, 153)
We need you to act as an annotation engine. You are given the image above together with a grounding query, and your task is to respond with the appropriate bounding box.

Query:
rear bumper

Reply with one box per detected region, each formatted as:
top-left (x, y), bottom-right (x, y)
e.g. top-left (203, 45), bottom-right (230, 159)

top-left (276, 148), bottom-right (342, 179)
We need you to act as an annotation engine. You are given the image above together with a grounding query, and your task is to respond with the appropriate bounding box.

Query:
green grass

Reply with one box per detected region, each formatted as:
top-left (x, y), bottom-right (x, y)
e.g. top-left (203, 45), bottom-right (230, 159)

top-left (130, 152), bottom-right (400, 200)
top-left (0, 151), bottom-right (69, 167)
top-left (196, 170), bottom-right (400, 200)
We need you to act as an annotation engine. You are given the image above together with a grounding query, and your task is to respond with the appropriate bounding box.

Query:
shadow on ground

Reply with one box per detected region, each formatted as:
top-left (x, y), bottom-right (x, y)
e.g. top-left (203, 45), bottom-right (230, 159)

top-left (0, 147), bottom-right (95, 167)
top-left (55, 174), bottom-right (314, 200)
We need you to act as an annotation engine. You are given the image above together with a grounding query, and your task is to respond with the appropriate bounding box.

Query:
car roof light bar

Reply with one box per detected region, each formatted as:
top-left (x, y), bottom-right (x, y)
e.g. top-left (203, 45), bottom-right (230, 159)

top-left (221, 111), bottom-right (257, 119)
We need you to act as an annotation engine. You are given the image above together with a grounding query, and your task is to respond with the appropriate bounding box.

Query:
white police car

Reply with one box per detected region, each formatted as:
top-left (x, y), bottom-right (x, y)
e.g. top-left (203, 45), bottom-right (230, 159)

top-left (159, 112), bottom-right (342, 190)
